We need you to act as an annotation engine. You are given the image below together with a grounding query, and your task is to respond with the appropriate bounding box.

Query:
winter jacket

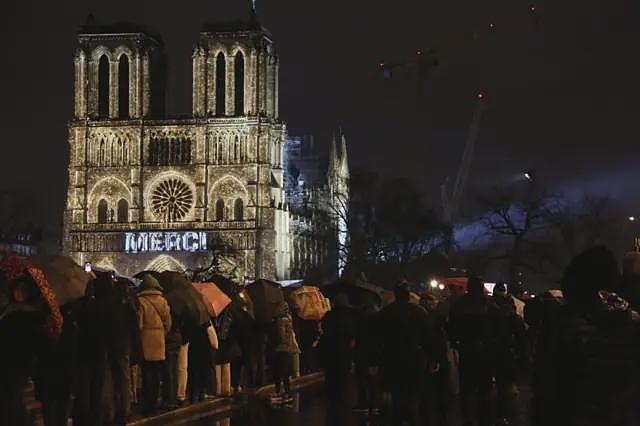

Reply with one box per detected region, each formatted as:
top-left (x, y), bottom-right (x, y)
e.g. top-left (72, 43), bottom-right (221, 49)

top-left (378, 301), bottom-right (434, 387)
top-left (273, 315), bottom-right (300, 354)
top-left (320, 305), bottom-right (356, 370)
top-left (137, 290), bottom-right (172, 361)
top-left (535, 292), bottom-right (640, 426)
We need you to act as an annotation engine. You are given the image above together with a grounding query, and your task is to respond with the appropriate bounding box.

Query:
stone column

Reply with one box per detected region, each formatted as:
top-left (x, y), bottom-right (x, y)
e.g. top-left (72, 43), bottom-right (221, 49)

top-left (88, 59), bottom-right (98, 118)
top-left (225, 53), bottom-right (236, 116)
top-left (133, 51), bottom-right (142, 118)
top-left (266, 56), bottom-right (275, 118)
top-left (74, 50), bottom-right (87, 118)
top-left (249, 51), bottom-right (258, 115)
top-left (142, 53), bottom-right (150, 117)
top-left (109, 59), bottom-right (118, 119)
top-left (274, 57), bottom-right (280, 120)
top-left (206, 52), bottom-right (216, 116)
top-left (192, 46), bottom-right (206, 117)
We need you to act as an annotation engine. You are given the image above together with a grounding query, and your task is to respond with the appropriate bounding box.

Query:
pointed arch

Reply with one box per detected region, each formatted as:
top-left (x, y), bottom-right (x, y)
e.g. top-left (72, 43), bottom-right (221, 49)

top-left (118, 55), bottom-right (130, 118)
top-left (145, 255), bottom-right (186, 273)
top-left (123, 138), bottom-right (129, 165)
top-left (234, 51), bottom-right (245, 115)
top-left (117, 198), bottom-right (129, 222)
top-left (215, 52), bottom-right (226, 116)
top-left (98, 54), bottom-right (110, 118)
top-left (215, 199), bottom-right (225, 221)
top-left (234, 198), bottom-right (244, 221)
top-left (98, 199), bottom-right (109, 223)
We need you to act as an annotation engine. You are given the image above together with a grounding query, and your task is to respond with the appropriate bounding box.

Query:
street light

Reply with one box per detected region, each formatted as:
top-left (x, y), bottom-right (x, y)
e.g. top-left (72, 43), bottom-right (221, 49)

top-left (430, 279), bottom-right (439, 289)
top-left (629, 216), bottom-right (636, 222)
top-left (523, 170), bottom-right (534, 181)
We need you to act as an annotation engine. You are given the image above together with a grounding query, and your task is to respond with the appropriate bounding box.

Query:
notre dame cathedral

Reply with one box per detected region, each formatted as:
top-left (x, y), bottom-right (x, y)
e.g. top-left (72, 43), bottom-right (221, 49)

top-left (62, 10), bottom-right (349, 281)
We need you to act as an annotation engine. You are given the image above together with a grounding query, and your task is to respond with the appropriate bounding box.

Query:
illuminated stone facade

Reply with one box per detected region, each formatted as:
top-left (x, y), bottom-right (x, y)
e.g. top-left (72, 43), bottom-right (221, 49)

top-left (62, 17), bottom-right (348, 280)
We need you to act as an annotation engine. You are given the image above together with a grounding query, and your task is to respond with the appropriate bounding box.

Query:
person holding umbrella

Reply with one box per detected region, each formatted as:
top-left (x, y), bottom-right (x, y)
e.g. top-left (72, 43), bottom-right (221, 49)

top-left (268, 301), bottom-right (300, 405)
top-left (136, 274), bottom-right (172, 415)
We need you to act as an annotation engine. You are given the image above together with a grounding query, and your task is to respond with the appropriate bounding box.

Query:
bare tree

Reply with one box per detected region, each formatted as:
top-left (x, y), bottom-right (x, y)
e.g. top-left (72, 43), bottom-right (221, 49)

top-left (189, 234), bottom-right (240, 282)
top-left (477, 183), bottom-right (558, 293)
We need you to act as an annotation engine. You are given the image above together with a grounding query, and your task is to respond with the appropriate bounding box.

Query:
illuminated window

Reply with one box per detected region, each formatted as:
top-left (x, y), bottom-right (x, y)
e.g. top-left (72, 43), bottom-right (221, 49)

top-left (118, 55), bottom-right (129, 118)
top-left (216, 53), bottom-right (226, 116)
top-left (98, 55), bottom-right (110, 118)
top-left (234, 198), bottom-right (244, 221)
top-left (148, 137), bottom-right (192, 165)
top-left (215, 199), bottom-right (225, 221)
top-left (117, 199), bottom-right (128, 223)
top-left (234, 51), bottom-right (245, 115)
top-left (97, 199), bottom-right (108, 223)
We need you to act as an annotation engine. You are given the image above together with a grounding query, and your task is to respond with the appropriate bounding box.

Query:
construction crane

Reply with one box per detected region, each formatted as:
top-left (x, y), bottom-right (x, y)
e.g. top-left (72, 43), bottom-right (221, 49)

top-left (377, 5), bottom-right (540, 82)
top-left (442, 91), bottom-right (486, 223)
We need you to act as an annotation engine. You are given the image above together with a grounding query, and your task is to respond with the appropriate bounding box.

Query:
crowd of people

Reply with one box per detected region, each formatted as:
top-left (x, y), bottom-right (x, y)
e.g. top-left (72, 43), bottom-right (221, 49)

top-left (1, 245), bottom-right (640, 426)
top-left (318, 246), bottom-right (640, 426)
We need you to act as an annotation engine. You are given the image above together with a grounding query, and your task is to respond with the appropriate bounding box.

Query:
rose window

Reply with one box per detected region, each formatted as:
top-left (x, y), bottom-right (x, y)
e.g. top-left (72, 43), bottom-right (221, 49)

top-left (150, 178), bottom-right (194, 222)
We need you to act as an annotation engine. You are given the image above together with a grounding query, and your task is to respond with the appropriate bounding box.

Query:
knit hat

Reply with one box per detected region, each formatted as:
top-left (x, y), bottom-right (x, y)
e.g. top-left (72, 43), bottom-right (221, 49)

top-left (140, 274), bottom-right (163, 291)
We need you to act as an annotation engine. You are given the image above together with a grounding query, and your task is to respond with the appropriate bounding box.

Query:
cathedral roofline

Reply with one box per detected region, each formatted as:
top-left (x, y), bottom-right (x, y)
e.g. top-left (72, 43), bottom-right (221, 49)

top-left (200, 8), bottom-right (270, 37)
top-left (78, 21), bottom-right (163, 46)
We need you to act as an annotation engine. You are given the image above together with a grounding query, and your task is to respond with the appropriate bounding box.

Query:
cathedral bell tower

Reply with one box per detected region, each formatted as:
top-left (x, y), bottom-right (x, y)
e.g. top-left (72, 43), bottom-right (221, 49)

top-left (74, 17), bottom-right (166, 120)
top-left (192, 11), bottom-right (279, 119)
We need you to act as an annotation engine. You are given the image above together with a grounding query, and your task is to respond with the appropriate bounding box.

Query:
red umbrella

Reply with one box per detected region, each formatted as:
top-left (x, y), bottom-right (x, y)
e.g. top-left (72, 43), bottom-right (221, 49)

top-left (193, 282), bottom-right (232, 317)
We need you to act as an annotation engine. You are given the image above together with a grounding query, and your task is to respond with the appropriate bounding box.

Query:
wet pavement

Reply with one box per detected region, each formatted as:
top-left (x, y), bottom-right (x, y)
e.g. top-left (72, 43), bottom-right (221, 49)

top-left (179, 379), bottom-right (533, 426)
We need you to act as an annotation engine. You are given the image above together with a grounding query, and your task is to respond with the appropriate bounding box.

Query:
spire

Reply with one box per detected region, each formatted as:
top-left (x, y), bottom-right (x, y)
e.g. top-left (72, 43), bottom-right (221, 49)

top-left (327, 132), bottom-right (338, 183)
top-left (340, 133), bottom-right (349, 177)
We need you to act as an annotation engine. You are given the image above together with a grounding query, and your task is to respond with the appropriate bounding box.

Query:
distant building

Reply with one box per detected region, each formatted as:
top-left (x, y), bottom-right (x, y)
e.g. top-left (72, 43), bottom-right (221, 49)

top-left (62, 12), bottom-right (349, 280)
top-left (0, 230), bottom-right (41, 258)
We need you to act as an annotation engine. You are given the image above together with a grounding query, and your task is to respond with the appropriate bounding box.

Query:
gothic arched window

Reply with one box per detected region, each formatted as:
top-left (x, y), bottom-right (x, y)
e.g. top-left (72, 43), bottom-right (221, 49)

top-left (98, 55), bottom-right (110, 118)
top-left (118, 55), bottom-right (130, 118)
top-left (117, 199), bottom-right (128, 223)
top-left (123, 139), bottom-right (129, 165)
top-left (234, 198), bottom-right (244, 221)
top-left (97, 199), bottom-right (108, 223)
top-left (234, 51), bottom-right (245, 115)
top-left (215, 199), bottom-right (225, 221)
top-left (215, 53), bottom-right (226, 116)
top-left (98, 139), bottom-right (105, 165)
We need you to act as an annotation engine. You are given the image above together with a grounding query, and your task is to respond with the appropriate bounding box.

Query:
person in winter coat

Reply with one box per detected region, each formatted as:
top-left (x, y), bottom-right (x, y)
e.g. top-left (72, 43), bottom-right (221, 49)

top-left (492, 282), bottom-right (527, 426)
top-left (421, 293), bottom-right (451, 426)
top-left (378, 282), bottom-right (438, 426)
top-left (448, 276), bottom-right (501, 426)
top-left (136, 274), bottom-right (172, 415)
top-left (269, 302), bottom-right (300, 404)
top-left (353, 302), bottom-right (382, 415)
top-left (320, 293), bottom-right (357, 409)
top-left (534, 246), bottom-right (640, 426)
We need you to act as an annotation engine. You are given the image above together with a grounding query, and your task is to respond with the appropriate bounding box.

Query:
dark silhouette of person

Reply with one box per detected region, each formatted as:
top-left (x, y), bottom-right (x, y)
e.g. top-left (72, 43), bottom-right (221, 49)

top-left (449, 276), bottom-right (501, 426)
top-left (378, 282), bottom-right (437, 426)
top-left (319, 293), bottom-right (356, 411)
top-left (534, 246), bottom-right (640, 426)
top-left (492, 282), bottom-right (527, 426)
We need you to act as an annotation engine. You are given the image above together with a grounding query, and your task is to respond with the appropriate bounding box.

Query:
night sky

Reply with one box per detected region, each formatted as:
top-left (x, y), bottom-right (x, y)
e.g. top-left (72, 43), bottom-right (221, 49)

top-left (2, 0), bottom-right (639, 230)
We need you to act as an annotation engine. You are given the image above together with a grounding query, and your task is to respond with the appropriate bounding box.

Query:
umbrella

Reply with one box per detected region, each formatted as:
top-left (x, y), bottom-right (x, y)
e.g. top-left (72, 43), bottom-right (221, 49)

top-left (289, 285), bottom-right (331, 321)
top-left (158, 271), bottom-right (210, 326)
top-left (29, 255), bottom-right (91, 307)
top-left (206, 274), bottom-right (238, 298)
top-left (193, 282), bottom-right (232, 317)
top-left (245, 279), bottom-right (285, 323)
top-left (322, 280), bottom-right (383, 308)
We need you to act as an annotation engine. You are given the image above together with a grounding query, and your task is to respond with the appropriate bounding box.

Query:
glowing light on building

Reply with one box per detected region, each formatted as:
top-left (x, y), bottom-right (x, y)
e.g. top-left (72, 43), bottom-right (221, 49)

top-left (125, 231), bottom-right (207, 253)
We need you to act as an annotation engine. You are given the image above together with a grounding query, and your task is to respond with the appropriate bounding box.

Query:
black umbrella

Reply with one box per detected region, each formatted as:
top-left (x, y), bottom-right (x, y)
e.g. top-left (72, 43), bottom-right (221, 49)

top-left (321, 280), bottom-right (383, 308)
top-left (157, 271), bottom-right (210, 326)
top-left (245, 279), bottom-right (285, 323)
